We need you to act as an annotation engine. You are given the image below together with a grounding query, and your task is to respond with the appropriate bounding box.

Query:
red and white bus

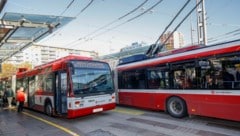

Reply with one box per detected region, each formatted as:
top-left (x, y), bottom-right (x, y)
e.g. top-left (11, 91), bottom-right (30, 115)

top-left (16, 55), bottom-right (115, 118)
top-left (115, 40), bottom-right (240, 121)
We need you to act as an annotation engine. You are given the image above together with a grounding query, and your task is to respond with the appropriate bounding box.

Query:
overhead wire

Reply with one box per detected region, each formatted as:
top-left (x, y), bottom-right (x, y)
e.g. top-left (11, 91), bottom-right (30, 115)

top-left (146, 0), bottom-right (190, 56)
top-left (207, 23), bottom-right (240, 28)
top-left (39, 0), bottom-right (76, 43)
top-left (66, 0), bottom-right (149, 48)
top-left (208, 34), bottom-right (240, 44)
top-left (207, 24), bottom-right (240, 43)
top-left (118, 0), bottom-right (149, 20)
top-left (162, 0), bottom-right (203, 45)
top-left (40, 0), bottom-right (94, 43)
top-left (121, 0), bottom-right (163, 24)
top-left (75, 0), bottom-right (94, 17)
top-left (84, 0), bottom-right (148, 38)
top-left (208, 28), bottom-right (240, 43)
top-left (148, 0), bottom-right (204, 56)
top-left (67, 0), bottom-right (164, 48)
top-left (59, 0), bottom-right (75, 16)
top-left (154, 0), bottom-right (190, 45)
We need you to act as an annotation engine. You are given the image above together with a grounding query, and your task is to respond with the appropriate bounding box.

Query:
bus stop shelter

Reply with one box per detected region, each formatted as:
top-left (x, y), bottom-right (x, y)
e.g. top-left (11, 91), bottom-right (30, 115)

top-left (0, 11), bottom-right (74, 66)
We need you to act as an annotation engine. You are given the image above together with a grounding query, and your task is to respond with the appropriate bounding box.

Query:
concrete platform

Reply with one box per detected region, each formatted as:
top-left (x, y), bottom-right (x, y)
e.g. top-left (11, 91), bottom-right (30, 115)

top-left (0, 107), bottom-right (82, 136)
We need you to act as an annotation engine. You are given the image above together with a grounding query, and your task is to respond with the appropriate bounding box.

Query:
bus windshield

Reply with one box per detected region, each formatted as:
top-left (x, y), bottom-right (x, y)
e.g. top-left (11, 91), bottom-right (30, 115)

top-left (71, 67), bottom-right (114, 96)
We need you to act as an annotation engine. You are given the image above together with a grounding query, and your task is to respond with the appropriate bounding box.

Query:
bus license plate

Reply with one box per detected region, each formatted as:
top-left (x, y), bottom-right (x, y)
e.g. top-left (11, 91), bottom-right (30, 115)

top-left (93, 108), bottom-right (103, 113)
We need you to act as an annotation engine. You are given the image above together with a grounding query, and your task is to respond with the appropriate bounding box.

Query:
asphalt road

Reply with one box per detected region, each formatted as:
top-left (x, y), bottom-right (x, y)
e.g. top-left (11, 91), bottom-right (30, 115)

top-left (0, 106), bottom-right (240, 136)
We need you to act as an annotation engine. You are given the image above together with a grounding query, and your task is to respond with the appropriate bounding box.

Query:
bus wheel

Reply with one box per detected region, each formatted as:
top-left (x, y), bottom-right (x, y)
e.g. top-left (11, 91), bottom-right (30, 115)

top-left (167, 97), bottom-right (187, 118)
top-left (45, 103), bottom-right (53, 116)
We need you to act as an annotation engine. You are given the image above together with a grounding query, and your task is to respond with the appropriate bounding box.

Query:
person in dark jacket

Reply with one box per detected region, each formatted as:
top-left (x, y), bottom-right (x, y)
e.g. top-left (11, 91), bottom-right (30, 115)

top-left (5, 85), bottom-right (14, 108)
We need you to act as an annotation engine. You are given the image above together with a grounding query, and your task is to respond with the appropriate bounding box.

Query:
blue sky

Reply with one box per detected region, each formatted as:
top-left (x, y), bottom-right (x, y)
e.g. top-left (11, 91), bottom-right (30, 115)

top-left (1, 0), bottom-right (240, 55)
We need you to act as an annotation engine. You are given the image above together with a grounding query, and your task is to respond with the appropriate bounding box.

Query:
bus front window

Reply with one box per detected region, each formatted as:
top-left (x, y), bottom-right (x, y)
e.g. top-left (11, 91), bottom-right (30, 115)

top-left (71, 68), bottom-right (114, 95)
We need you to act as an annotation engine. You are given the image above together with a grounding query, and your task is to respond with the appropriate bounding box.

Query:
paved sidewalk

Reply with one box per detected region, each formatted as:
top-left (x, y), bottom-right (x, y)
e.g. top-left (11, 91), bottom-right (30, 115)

top-left (0, 107), bottom-right (73, 136)
top-left (0, 107), bottom-right (27, 136)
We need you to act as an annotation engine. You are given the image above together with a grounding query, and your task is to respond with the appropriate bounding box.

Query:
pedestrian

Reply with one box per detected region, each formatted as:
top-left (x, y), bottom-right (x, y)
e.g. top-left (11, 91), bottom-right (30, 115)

top-left (16, 87), bottom-right (25, 112)
top-left (0, 95), bottom-right (3, 108)
top-left (0, 90), bottom-right (4, 107)
top-left (5, 85), bottom-right (14, 108)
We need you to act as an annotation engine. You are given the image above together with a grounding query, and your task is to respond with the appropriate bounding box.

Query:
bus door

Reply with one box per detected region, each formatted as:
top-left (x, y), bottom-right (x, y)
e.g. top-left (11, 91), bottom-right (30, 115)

top-left (28, 76), bottom-right (35, 108)
top-left (55, 72), bottom-right (68, 114)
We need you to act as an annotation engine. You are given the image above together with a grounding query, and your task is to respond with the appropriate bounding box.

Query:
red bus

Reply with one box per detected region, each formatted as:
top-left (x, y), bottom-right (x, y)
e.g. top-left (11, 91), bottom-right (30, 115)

top-left (115, 40), bottom-right (240, 121)
top-left (16, 55), bottom-right (115, 118)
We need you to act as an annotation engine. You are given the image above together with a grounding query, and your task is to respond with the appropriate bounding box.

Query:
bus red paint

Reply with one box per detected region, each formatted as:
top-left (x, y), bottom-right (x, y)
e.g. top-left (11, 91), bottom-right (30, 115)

top-left (115, 40), bottom-right (240, 121)
top-left (14, 55), bottom-right (115, 118)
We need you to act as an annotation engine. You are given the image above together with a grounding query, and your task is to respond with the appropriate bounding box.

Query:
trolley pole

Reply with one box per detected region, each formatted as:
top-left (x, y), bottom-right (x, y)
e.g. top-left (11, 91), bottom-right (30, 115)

top-left (196, 0), bottom-right (207, 45)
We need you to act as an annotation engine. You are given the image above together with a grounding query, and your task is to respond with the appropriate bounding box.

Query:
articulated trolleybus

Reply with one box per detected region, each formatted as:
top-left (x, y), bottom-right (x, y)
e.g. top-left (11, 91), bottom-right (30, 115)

top-left (16, 55), bottom-right (115, 118)
top-left (116, 40), bottom-right (240, 121)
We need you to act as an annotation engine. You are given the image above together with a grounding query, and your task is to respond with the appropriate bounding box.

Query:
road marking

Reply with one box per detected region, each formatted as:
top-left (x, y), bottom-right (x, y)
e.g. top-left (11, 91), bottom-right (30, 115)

top-left (19, 110), bottom-right (80, 136)
top-left (113, 107), bottom-right (144, 115)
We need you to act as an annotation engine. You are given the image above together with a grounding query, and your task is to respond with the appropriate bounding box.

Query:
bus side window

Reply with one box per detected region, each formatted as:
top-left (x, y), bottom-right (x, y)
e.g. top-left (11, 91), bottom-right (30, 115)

top-left (45, 75), bottom-right (53, 92)
top-left (137, 72), bottom-right (146, 89)
top-left (200, 57), bottom-right (240, 90)
top-left (120, 72), bottom-right (133, 89)
top-left (173, 68), bottom-right (196, 89)
top-left (236, 64), bottom-right (240, 88)
top-left (147, 70), bottom-right (160, 89)
top-left (158, 71), bottom-right (169, 89)
top-left (131, 71), bottom-right (146, 89)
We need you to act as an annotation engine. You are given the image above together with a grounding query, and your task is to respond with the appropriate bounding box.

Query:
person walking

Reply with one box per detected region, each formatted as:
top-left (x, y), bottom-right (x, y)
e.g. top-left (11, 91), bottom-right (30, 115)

top-left (0, 90), bottom-right (4, 107)
top-left (5, 85), bottom-right (14, 108)
top-left (16, 87), bottom-right (25, 112)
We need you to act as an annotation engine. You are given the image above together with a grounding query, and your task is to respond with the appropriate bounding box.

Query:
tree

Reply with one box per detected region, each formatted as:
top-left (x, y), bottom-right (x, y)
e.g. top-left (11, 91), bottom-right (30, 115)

top-left (0, 62), bottom-right (32, 78)
top-left (0, 63), bottom-right (16, 78)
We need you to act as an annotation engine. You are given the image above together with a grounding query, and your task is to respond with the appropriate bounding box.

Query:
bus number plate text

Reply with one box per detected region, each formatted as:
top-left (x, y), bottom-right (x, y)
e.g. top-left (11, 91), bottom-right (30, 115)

top-left (93, 108), bottom-right (103, 113)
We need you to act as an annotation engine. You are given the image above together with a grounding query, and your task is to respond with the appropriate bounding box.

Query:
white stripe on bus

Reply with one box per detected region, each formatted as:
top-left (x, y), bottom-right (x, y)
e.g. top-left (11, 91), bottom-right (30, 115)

top-left (118, 89), bottom-right (240, 95)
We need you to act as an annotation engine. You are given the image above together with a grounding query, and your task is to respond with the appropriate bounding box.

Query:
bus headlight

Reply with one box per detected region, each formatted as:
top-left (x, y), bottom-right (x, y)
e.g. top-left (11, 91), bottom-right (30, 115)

top-left (75, 101), bottom-right (84, 107)
top-left (75, 101), bottom-right (81, 107)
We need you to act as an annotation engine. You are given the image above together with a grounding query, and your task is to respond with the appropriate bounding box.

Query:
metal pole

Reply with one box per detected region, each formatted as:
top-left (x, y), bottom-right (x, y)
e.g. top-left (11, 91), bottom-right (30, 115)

top-left (196, 0), bottom-right (207, 45)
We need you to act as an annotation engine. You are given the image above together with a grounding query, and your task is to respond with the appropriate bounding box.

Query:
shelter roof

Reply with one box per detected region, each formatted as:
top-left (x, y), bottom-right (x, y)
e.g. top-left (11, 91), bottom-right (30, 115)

top-left (0, 12), bottom-right (74, 63)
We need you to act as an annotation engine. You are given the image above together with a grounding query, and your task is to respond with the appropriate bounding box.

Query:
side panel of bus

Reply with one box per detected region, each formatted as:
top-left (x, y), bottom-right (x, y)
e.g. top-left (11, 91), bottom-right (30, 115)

top-left (185, 93), bottom-right (240, 121)
top-left (116, 41), bottom-right (240, 121)
top-left (118, 90), bottom-right (240, 121)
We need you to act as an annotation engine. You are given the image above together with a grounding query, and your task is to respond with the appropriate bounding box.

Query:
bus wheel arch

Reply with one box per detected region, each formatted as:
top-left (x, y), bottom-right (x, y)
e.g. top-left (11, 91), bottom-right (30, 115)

top-left (166, 96), bottom-right (188, 118)
top-left (44, 98), bottom-right (53, 116)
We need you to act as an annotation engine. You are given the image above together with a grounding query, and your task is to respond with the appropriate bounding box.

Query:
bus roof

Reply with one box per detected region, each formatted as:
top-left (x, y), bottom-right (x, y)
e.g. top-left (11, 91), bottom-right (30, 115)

top-left (34, 55), bottom-right (92, 69)
top-left (16, 55), bottom-right (92, 78)
top-left (117, 39), bottom-right (240, 71)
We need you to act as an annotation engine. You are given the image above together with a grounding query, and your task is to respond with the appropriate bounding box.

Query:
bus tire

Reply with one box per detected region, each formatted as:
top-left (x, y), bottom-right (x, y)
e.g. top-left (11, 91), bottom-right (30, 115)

top-left (45, 103), bottom-right (53, 116)
top-left (167, 96), bottom-right (187, 118)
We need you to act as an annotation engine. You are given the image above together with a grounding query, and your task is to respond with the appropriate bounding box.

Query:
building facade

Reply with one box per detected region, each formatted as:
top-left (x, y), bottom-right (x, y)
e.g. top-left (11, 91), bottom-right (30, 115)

top-left (6, 45), bottom-right (98, 67)
top-left (160, 31), bottom-right (184, 50)
top-left (99, 42), bottom-right (150, 69)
